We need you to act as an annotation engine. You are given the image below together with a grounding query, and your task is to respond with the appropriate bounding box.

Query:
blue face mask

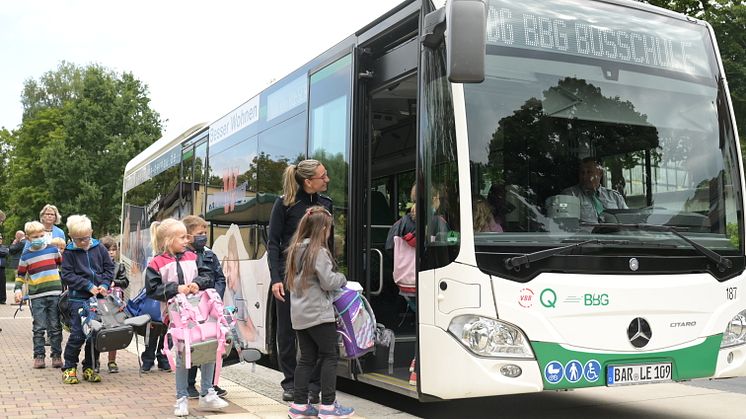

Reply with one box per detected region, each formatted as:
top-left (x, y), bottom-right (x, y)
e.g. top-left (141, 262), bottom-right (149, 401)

top-left (30, 238), bottom-right (46, 248)
top-left (193, 235), bottom-right (208, 250)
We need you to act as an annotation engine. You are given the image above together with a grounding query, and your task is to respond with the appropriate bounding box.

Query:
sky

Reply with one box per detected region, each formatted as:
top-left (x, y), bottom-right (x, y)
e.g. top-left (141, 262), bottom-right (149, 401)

top-left (0, 0), bottom-right (404, 140)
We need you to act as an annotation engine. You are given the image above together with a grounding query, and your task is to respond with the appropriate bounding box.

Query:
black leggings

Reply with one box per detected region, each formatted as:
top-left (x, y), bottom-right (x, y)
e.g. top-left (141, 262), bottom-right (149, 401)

top-left (293, 322), bottom-right (338, 405)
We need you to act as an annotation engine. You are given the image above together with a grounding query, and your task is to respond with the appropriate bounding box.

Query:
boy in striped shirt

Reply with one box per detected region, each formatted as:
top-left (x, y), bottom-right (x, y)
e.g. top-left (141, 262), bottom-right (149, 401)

top-left (14, 221), bottom-right (64, 369)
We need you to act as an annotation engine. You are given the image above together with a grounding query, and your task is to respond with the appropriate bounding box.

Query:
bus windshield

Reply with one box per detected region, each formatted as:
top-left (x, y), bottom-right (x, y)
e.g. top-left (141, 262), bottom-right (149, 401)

top-left (466, 0), bottom-right (742, 255)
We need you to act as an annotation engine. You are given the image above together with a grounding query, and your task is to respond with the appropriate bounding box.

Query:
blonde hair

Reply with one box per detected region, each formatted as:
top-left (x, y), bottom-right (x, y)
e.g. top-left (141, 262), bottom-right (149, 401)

top-left (408, 183), bottom-right (417, 221)
top-left (282, 159), bottom-right (322, 206)
top-left (67, 214), bottom-right (93, 237)
top-left (182, 215), bottom-right (208, 233)
top-left (285, 206), bottom-right (334, 295)
top-left (472, 198), bottom-right (494, 232)
top-left (25, 221), bottom-right (45, 236)
top-left (39, 204), bottom-right (62, 224)
top-left (150, 219), bottom-right (185, 255)
top-left (50, 237), bottom-right (67, 250)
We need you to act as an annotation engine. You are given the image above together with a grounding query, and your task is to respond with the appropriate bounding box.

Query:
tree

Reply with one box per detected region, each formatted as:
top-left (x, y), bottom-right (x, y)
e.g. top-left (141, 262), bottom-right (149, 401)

top-left (640, 1), bottom-right (746, 140)
top-left (0, 128), bottom-right (12, 232)
top-left (4, 62), bottom-right (162, 235)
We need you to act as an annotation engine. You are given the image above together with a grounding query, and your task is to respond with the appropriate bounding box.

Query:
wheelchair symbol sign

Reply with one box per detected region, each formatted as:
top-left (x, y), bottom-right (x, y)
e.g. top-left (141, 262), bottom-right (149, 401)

top-left (584, 360), bottom-right (601, 383)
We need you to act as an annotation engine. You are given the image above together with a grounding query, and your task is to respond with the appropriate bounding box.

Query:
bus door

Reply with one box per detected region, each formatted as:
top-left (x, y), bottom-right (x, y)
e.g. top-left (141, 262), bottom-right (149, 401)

top-left (348, 8), bottom-right (421, 395)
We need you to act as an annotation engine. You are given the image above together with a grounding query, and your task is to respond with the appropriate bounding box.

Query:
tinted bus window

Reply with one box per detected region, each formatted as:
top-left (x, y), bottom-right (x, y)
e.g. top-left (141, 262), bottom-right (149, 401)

top-left (257, 112), bottom-right (307, 198)
top-left (206, 135), bottom-right (258, 224)
top-left (309, 54), bottom-right (352, 270)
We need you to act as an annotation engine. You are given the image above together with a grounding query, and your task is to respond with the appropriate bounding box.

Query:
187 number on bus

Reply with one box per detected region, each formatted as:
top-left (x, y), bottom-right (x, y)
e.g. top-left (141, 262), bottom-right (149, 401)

top-left (727, 287), bottom-right (738, 300)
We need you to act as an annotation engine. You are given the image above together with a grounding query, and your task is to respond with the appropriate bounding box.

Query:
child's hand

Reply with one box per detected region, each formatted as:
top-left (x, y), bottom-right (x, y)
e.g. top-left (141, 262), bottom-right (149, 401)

top-left (14, 291), bottom-right (23, 304)
top-left (97, 287), bottom-right (108, 297)
top-left (188, 283), bottom-right (199, 294)
top-left (178, 285), bottom-right (191, 294)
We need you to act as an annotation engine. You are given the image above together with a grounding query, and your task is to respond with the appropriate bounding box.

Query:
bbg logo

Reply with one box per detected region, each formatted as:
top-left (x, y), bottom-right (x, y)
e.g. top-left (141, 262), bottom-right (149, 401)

top-left (584, 293), bottom-right (609, 306)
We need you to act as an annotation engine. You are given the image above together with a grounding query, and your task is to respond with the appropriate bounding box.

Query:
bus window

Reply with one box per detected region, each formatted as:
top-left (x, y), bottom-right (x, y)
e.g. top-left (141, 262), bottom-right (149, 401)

top-left (180, 146), bottom-right (194, 217)
top-left (205, 136), bottom-right (258, 224)
top-left (309, 54), bottom-right (353, 270)
top-left (194, 141), bottom-right (207, 217)
top-left (257, 112), bottom-right (307, 198)
top-left (421, 43), bottom-right (460, 269)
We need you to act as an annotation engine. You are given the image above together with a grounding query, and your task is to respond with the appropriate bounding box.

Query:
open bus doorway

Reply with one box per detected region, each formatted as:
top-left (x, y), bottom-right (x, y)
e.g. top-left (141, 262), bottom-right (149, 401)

top-left (354, 73), bottom-right (419, 393)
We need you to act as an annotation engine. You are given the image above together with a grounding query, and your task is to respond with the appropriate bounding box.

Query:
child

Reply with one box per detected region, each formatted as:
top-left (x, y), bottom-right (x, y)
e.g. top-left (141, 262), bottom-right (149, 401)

top-left (182, 215), bottom-right (227, 399)
top-left (14, 221), bottom-right (64, 369)
top-left (139, 222), bottom-right (171, 373)
top-left (145, 219), bottom-right (229, 417)
top-left (100, 235), bottom-right (129, 373)
top-left (60, 215), bottom-right (114, 384)
top-left (285, 206), bottom-right (354, 419)
top-left (50, 237), bottom-right (67, 255)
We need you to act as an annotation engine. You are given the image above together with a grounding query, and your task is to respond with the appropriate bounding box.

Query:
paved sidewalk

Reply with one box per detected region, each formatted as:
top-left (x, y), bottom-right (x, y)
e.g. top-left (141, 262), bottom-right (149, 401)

top-left (0, 299), bottom-right (293, 419)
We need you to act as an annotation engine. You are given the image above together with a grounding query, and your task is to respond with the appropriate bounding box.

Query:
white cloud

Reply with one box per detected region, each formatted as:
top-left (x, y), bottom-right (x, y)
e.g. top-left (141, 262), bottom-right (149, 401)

top-left (0, 0), bottom-right (403, 140)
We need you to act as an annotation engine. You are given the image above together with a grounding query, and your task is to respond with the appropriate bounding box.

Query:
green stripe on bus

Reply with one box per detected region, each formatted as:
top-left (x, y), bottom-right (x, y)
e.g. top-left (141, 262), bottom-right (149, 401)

top-left (532, 335), bottom-right (721, 390)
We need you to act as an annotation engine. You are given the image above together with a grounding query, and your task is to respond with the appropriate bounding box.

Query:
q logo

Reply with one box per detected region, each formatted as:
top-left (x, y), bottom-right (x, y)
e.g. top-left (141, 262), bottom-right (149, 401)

top-left (540, 288), bottom-right (557, 308)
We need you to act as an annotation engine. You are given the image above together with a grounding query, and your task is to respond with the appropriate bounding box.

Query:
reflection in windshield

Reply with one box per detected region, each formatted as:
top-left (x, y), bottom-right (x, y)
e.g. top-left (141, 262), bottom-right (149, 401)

top-left (466, 54), bottom-right (741, 251)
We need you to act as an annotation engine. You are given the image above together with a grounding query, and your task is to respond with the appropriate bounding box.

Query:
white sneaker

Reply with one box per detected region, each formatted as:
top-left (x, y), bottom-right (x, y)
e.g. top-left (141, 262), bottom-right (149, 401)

top-left (199, 388), bottom-right (229, 411)
top-left (173, 396), bottom-right (189, 417)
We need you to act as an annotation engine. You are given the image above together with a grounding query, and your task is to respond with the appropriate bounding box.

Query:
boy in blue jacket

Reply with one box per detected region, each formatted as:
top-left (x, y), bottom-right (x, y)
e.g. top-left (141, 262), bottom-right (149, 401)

top-left (60, 215), bottom-right (114, 384)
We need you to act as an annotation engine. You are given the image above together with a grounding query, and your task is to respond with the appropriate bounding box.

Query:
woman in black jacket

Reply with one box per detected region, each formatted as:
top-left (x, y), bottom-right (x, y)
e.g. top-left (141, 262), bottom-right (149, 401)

top-left (267, 159), bottom-right (332, 402)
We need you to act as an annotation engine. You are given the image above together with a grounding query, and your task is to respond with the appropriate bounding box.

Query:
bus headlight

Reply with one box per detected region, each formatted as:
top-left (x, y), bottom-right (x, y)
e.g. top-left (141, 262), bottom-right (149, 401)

top-left (448, 315), bottom-right (534, 358)
top-left (721, 309), bottom-right (746, 348)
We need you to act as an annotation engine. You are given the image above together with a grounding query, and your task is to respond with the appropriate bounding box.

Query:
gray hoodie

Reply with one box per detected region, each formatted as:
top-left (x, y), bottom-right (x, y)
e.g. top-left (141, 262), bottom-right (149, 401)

top-left (289, 240), bottom-right (347, 330)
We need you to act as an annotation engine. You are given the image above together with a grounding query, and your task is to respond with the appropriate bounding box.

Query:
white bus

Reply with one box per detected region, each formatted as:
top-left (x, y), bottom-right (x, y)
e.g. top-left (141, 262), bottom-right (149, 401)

top-left (121, 0), bottom-right (746, 400)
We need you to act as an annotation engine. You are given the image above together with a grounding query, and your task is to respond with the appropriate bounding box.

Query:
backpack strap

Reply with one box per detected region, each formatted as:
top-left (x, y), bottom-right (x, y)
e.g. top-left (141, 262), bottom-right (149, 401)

top-left (336, 292), bottom-right (361, 316)
top-left (164, 293), bottom-right (197, 369)
top-left (203, 289), bottom-right (229, 385)
top-left (180, 293), bottom-right (197, 369)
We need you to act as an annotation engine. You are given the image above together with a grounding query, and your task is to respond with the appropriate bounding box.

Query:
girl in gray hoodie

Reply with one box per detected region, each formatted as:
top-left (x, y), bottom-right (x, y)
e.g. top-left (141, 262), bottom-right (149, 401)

top-left (285, 206), bottom-right (354, 419)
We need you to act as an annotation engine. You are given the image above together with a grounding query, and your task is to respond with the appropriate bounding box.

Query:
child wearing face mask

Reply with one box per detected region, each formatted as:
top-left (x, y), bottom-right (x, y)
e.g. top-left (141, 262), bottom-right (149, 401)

top-left (14, 221), bottom-right (64, 369)
top-left (181, 215), bottom-right (228, 399)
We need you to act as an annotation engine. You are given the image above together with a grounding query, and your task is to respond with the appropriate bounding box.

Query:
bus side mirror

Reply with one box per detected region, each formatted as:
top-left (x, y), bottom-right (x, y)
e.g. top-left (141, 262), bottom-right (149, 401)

top-left (422, 0), bottom-right (487, 83)
top-left (447, 0), bottom-right (487, 83)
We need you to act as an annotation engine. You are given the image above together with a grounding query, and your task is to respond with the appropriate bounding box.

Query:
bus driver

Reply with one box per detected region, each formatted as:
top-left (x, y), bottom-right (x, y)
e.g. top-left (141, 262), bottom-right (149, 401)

top-left (561, 157), bottom-right (627, 224)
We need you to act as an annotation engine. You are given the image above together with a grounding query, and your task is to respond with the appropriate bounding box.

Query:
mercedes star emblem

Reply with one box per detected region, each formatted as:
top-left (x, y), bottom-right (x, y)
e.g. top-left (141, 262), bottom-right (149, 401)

top-left (627, 317), bottom-right (652, 348)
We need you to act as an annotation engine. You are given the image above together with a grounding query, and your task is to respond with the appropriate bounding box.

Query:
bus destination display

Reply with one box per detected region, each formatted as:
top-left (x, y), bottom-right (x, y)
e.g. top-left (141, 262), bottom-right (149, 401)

top-left (486, 0), bottom-right (711, 78)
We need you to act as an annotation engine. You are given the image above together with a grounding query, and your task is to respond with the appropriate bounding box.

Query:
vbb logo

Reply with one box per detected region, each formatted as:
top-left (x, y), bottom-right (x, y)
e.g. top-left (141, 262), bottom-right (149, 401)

top-left (519, 288), bottom-right (534, 308)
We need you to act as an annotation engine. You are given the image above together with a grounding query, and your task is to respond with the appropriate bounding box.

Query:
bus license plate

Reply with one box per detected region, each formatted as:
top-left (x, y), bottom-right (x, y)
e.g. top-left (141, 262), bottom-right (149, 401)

top-left (606, 363), bottom-right (672, 386)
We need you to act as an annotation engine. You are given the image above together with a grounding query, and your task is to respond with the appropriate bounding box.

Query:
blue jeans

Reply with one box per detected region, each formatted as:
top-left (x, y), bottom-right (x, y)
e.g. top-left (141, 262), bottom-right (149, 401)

top-left (63, 300), bottom-right (100, 370)
top-left (30, 295), bottom-right (63, 358)
top-left (176, 358), bottom-right (215, 399)
top-left (188, 365), bottom-right (215, 388)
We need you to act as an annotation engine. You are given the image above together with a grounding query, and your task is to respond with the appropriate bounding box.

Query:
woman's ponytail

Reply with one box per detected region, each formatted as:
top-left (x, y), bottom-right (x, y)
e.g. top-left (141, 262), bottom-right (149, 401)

top-left (282, 164), bottom-right (299, 206)
top-left (282, 159), bottom-right (323, 206)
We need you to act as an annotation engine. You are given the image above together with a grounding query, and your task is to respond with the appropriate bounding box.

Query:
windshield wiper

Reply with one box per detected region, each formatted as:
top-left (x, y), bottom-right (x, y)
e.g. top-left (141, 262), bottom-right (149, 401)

top-left (585, 222), bottom-right (733, 272)
top-left (504, 239), bottom-right (628, 270)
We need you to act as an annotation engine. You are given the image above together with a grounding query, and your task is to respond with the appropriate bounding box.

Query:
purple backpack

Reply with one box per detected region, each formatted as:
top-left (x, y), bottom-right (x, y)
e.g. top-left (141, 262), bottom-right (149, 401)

top-left (333, 287), bottom-right (376, 359)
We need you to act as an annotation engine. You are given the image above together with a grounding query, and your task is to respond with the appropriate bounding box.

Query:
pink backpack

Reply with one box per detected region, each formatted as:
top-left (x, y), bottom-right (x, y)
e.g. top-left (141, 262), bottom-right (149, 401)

top-left (392, 236), bottom-right (416, 288)
top-left (162, 289), bottom-right (233, 385)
